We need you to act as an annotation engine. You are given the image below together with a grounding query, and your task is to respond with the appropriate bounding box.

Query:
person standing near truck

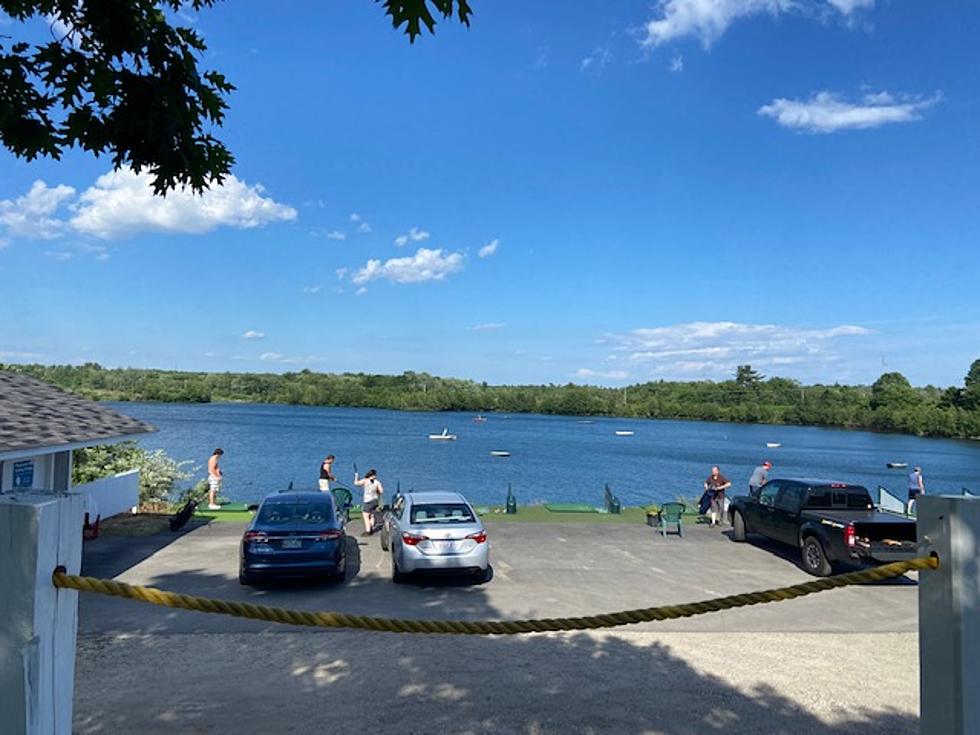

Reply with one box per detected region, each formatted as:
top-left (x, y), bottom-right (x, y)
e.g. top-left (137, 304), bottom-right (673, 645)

top-left (907, 466), bottom-right (925, 514)
top-left (704, 466), bottom-right (732, 527)
top-left (748, 461), bottom-right (772, 498)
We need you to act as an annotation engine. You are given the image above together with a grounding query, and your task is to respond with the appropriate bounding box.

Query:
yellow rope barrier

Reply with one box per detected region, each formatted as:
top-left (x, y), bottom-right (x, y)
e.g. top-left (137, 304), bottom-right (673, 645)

top-left (53, 556), bottom-right (937, 635)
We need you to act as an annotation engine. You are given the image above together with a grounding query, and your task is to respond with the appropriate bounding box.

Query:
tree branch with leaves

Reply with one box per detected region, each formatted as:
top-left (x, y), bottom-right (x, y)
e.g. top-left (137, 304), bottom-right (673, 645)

top-left (0, 0), bottom-right (471, 194)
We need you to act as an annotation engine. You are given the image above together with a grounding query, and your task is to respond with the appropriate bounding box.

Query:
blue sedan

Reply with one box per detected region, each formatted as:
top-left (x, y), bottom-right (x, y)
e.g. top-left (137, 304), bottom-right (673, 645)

top-left (239, 491), bottom-right (347, 585)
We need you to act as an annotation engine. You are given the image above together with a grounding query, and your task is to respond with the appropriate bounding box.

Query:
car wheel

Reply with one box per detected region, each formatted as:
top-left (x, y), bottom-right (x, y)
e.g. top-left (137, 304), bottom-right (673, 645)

top-left (238, 567), bottom-right (254, 586)
top-left (472, 566), bottom-right (492, 584)
top-left (380, 528), bottom-right (389, 552)
top-left (801, 536), bottom-right (833, 577)
top-left (391, 551), bottom-right (407, 583)
top-left (732, 511), bottom-right (747, 542)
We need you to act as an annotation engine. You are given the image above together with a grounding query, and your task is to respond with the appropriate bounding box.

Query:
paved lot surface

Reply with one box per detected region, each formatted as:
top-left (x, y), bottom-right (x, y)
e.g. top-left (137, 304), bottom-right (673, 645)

top-left (78, 518), bottom-right (919, 635)
top-left (74, 519), bottom-right (921, 733)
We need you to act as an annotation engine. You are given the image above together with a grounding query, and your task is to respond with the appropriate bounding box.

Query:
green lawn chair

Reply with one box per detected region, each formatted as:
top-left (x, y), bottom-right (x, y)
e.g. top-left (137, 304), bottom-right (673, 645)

top-left (331, 485), bottom-right (353, 522)
top-left (659, 502), bottom-right (686, 537)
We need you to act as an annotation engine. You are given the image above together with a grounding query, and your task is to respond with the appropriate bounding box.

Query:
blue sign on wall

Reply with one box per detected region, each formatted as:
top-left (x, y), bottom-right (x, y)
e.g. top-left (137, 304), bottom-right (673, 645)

top-left (13, 460), bottom-right (34, 489)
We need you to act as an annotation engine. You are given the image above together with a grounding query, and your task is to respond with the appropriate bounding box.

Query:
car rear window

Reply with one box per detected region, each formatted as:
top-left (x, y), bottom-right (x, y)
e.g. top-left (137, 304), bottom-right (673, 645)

top-left (257, 501), bottom-right (335, 525)
top-left (805, 486), bottom-right (873, 510)
top-left (410, 503), bottom-right (475, 524)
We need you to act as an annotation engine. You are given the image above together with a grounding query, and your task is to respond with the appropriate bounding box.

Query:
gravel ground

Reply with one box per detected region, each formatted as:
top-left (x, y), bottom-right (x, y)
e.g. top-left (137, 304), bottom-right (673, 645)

top-left (74, 631), bottom-right (918, 735)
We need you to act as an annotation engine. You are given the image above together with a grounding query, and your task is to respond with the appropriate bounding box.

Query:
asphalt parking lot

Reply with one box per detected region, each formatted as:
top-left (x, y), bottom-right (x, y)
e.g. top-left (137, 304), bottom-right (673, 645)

top-left (73, 519), bottom-right (921, 734)
top-left (78, 517), bottom-right (918, 636)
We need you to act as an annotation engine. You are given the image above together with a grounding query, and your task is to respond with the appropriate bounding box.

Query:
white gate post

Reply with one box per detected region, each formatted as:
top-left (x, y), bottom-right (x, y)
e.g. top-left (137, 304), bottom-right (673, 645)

top-left (917, 494), bottom-right (980, 735)
top-left (0, 493), bottom-right (84, 735)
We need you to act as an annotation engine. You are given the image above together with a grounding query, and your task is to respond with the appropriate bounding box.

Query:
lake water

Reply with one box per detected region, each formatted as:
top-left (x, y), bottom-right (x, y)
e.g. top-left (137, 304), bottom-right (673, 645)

top-left (109, 402), bottom-right (980, 507)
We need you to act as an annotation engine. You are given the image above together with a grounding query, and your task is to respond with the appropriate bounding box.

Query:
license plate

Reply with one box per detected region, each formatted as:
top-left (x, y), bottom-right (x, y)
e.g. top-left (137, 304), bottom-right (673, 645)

top-left (281, 538), bottom-right (302, 549)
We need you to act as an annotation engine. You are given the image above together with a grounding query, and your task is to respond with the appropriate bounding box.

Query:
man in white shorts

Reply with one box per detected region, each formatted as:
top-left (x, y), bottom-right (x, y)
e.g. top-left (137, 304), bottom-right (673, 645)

top-left (207, 448), bottom-right (224, 510)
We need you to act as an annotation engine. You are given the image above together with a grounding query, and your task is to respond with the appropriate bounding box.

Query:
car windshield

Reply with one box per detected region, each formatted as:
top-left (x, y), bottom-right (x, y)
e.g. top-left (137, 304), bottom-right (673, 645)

top-left (410, 503), bottom-right (475, 524)
top-left (257, 501), bottom-right (335, 525)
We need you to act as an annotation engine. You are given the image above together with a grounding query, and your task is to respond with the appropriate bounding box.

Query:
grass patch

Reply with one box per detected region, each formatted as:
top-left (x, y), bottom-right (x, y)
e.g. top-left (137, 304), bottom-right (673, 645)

top-left (193, 510), bottom-right (255, 523)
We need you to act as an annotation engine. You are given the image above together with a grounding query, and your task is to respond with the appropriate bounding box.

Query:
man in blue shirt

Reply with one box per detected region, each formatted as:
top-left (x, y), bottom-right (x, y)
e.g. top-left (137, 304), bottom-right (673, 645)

top-left (748, 461), bottom-right (772, 498)
top-left (907, 467), bottom-right (925, 514)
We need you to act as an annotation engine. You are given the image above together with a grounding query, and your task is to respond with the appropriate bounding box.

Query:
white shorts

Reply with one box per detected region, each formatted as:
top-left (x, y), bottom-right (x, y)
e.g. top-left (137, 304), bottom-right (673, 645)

top-left (318, 479), bottom-right (330, 492)
top-left (208, 477), bottom-right (222, 493)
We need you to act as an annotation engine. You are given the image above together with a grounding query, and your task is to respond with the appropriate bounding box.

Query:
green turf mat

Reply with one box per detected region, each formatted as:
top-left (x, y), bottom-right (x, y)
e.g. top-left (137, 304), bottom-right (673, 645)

top-left (543, 503), bottom-right (598, 513)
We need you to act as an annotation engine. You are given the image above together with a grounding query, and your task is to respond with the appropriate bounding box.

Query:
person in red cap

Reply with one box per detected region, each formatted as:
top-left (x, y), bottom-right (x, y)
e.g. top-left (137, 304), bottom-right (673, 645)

top-left (748, 460), bottom-right (772, 498)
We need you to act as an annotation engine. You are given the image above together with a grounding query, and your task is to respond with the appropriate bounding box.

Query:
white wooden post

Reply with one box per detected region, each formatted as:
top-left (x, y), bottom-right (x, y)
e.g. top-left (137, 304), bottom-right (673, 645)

top-left (917, 494), bottom-right (980, 735)
top-left (0, 493), bottom-right (84, 735)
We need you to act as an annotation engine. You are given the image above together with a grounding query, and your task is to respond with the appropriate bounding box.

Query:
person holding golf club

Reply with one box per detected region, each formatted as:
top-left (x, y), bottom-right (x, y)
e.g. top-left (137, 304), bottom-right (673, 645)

top-left (353, 467), bottom-right (384, 537)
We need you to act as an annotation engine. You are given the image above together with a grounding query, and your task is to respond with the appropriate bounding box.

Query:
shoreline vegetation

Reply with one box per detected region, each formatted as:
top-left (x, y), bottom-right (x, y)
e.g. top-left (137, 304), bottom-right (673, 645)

top-left (6, 360), bottom-right (980, 440)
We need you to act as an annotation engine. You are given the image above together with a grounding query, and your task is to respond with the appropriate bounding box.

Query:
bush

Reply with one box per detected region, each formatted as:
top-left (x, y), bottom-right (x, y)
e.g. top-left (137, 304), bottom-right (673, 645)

top-left (72, 442), bottom-right (194, 505)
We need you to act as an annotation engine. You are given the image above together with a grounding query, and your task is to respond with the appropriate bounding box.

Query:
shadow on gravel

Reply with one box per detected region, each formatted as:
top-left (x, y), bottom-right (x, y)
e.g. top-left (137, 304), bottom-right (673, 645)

top-left (724, 531), bottom-right (919, 586)
top-left (75, 565), bottom-right (917, 735)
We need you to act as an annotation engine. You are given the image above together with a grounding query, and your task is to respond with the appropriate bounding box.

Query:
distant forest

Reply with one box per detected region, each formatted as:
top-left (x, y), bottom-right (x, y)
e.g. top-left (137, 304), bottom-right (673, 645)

top-left (6, 361), bottom-right (980, 440)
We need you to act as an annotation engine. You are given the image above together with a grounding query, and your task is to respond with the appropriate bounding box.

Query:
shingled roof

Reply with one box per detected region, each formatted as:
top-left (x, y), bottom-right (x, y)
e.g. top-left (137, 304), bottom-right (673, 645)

top-left (0, 372), bottom-right (154, 457)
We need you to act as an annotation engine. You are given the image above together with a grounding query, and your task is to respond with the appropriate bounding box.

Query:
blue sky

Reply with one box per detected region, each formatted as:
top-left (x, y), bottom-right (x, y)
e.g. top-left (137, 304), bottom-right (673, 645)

top-left (1, 0), bottom-right (978, 388)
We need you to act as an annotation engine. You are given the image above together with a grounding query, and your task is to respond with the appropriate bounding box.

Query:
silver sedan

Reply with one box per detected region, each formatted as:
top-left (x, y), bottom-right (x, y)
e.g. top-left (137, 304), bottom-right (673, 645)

top-left (380, 491), bottom-right (490, 583)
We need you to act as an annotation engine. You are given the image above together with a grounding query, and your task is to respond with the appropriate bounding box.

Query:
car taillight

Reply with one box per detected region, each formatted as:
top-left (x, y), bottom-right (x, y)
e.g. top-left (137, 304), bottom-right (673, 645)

top-left (466, 531), bottom-right (487, 544)
top-left (402, 532), bottom-right (428, 546)
top-left (844, 523), bottom-right (856, 547)
top-left (244, 531), bottom-right (268, 543)
top-left (318, 530), bottom-right (344, 540)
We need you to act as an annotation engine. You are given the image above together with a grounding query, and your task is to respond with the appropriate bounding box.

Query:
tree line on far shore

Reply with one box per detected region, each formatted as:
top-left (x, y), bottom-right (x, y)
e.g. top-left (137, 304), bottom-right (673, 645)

top-left (5, 360), bottom-right (980, 440)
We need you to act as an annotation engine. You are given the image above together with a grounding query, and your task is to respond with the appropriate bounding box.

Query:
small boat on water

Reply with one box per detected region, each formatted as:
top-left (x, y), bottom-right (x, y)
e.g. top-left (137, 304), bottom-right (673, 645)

top-left (886, 462), bottom-right (908, 469)
top-left (473, 415), bottom-right (487, 423)
top-left (428, 428), bottom-right (457, 441)
top-left (490, 450), bottom-right (510, 457)
top-left (615, 430), bottom-right (634, 437)
top-left (766, 442), bottom-right (781, 448)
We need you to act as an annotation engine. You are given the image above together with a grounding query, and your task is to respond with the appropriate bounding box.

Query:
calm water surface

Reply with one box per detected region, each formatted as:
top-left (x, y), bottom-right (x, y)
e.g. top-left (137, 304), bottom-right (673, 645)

top-left (109, 402), bottom-right (980, 506)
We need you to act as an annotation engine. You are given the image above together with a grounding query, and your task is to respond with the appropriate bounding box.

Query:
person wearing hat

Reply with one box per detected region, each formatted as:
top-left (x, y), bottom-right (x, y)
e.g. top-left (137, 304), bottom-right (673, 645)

top-left (748, 460), bottom-right (772, 499)
top-left (907, 466), bottom-right (925, 515)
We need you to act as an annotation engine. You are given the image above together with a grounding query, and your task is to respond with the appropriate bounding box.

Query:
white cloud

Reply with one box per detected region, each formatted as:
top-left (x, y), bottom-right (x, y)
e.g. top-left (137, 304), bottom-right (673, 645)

top-left (259, 352), bottom-right (283, 362)
top-left (241, 330), bottom-right (266, 340)
top-left (576, 368), bottom-right (631, 381)
top-left (69, 168), bottom-right (296, 239)
top-left (302, 285), bottom-right (323, 294)
top-left (478, 238), bottom-right (499, 258)
top-left (641, 0), bottom-right (873, 48)
top-left (325, 230), bottom-right (346, 240)
top-left (580, 46), bottom-right (611, 72)
top-left (335, 267), bottom-right (349, 281)
top-left (758, 90), bottom-right (940, 133)
top-left (357, 221), bottom-right (372, 234)
top-left (669, 55), bottom-right (684, 73)
top-left (394, 227), bottom-right (431, 247)
top-left (605, 320), bottom-right (871, 379)
top-left (44, 250), bottom-right (74, 262)
top-left (349, 213), bottom-right (362, 222)
top-left (469, 322), bottom-right (506, 332)
top-left (0, 180), bottom-right (76, 239)
top-left (352, 247), bottom-right (465, 285)
top-left (257, 351), bottom-right (323, 365)
top-left (355, 287), bottom-right (368, 296)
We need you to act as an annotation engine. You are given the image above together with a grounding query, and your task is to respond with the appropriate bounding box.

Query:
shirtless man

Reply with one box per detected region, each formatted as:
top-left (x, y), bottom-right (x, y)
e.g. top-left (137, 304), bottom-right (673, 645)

top-left (207, 448), bottom-right (224, 510)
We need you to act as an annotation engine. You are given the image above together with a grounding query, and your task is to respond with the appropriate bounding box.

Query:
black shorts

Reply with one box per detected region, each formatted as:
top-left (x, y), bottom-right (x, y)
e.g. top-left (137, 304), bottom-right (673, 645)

top-left (363, 500), bottom-right (378, 513)
top-left (908, 489), bottom-right (920, 501)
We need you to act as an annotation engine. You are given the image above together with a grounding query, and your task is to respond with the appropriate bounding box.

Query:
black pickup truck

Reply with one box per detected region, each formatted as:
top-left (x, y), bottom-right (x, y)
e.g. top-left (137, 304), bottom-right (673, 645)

top-left (728, 478), bottom-right (917, 576)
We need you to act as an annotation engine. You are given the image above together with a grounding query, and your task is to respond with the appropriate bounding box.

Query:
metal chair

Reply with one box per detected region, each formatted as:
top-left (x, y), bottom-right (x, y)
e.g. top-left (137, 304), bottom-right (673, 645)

top-left (659, 502), bottom-right (686, 537)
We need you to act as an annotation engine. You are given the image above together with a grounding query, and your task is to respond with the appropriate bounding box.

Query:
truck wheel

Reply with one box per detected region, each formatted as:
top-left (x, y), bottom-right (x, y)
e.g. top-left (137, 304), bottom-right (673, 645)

top-left (801, 536), bottom-right (833, 577)
top-left (732, 511), bottom-right (747, 542)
